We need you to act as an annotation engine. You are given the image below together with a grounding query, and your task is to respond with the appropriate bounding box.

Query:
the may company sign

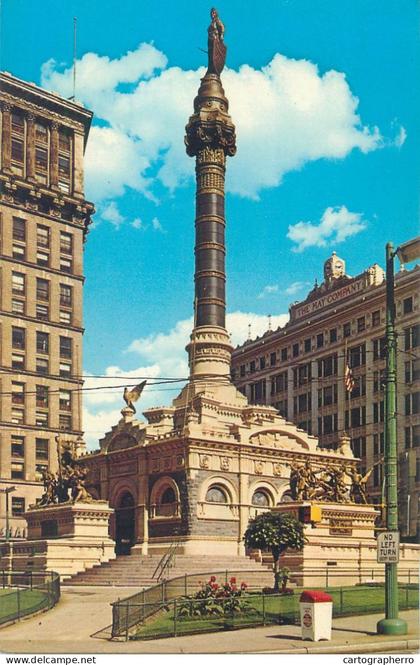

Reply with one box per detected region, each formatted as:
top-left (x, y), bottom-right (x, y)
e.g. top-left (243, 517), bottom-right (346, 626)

top-left (292, 278), bottom-right (365, 320)
top-left (377, 531), bottom-right (400, 563)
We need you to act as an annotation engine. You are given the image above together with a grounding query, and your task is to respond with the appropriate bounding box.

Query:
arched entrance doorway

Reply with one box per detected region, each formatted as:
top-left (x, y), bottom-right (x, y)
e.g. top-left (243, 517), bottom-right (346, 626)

top-left (115, 492), bottom-right (135, 555)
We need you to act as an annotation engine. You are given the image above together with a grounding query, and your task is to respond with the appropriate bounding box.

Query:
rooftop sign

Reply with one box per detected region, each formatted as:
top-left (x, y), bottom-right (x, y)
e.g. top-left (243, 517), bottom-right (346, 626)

top-left (291, 278), bottom-right (366, 321)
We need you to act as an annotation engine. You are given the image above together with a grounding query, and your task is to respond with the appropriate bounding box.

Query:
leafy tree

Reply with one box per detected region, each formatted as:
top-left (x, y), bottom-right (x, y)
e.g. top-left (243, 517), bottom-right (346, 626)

top-left (243, 512), bottom-right (305, 591)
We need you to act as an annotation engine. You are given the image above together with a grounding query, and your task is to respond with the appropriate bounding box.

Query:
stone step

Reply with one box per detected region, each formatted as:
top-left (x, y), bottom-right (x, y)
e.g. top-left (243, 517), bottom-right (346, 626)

top-left (63, 552), bottom-right (273, 587)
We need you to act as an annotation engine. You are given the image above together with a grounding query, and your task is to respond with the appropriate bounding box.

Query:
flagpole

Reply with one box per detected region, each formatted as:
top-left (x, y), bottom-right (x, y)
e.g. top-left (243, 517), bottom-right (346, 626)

top-left (344, 339), bottom-right (349, 436)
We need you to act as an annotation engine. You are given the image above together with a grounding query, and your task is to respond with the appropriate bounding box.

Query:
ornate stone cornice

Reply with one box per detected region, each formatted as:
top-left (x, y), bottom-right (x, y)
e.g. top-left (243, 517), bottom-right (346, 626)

top-left (0, 91), bottom-right (85, 132)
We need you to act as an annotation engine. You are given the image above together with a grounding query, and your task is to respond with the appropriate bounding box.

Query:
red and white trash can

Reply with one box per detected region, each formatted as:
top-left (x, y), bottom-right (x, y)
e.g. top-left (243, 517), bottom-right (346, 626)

top-left (299, 590), bottom-right (333, 641)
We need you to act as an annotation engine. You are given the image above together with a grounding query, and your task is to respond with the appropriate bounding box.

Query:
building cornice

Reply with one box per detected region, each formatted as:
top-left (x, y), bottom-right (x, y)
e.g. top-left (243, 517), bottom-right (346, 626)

top-left (1, 72), bottom-right (92, 142)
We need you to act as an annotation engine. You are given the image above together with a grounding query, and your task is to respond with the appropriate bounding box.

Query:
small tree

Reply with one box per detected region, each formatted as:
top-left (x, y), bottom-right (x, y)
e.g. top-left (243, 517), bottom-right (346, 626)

top-left (244, 512), bottom-right (305, 591)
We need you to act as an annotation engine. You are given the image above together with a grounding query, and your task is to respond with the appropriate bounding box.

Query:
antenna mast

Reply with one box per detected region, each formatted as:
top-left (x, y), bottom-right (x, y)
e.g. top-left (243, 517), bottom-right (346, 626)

top-left (72, 16), bottom-right (77, 100)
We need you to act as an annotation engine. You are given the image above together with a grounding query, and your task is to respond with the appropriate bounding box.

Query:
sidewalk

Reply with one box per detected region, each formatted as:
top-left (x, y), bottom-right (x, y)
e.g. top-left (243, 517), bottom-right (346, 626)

top-left (0, 585), bottom-right (418, 654)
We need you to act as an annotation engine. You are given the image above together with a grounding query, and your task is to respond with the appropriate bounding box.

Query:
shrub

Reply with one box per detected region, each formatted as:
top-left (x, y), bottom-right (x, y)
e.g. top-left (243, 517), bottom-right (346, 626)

top-left (176, 576), bottom-right (249, 619)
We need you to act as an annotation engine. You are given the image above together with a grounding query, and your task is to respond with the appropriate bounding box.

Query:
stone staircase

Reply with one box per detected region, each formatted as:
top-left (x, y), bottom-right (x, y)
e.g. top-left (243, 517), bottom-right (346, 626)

top-left (62, 550), bottom-right (273, 588)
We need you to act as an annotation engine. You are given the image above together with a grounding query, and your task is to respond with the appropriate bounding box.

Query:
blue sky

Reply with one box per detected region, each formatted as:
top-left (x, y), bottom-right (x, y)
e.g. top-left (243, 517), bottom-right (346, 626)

top-left (2, 0), bottom-right (419, 445)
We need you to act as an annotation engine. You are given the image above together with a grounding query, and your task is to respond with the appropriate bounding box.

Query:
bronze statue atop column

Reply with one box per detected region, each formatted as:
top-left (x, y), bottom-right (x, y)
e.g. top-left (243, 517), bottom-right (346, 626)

top-left (207, 8), bottom-right (226, 75)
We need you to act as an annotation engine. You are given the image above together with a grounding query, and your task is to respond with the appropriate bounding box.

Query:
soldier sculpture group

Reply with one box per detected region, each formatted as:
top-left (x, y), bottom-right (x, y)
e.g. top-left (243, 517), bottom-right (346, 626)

top-left (289, 460), bottom-right (378, 504)
top-left (39, 436), bottom-right (93, 506)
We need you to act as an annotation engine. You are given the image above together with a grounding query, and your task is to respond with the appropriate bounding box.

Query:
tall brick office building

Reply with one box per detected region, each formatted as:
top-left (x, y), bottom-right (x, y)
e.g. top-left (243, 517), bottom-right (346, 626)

top-left (0, 72), bottom-right (94, 536)
top-left (231, 250), bottom-right (420, 538)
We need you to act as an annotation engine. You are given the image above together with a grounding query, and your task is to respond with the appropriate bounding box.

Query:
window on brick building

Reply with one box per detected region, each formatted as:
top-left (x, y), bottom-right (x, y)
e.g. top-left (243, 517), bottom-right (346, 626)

top-left (36, 438), bottom-right (49, 460)
top-left (11, 497), bottom-right (25, 516)
top-left (60, 284), bottom-right (72, 308)
top-left (11, 462), bottom-right (25, 480)
top-left (357, 316), bottom-right (365, 333)
top-left (11, 436), bottom-right (24, 458)
top-left (352, 436), bottom-right (366, 458)
top-left (373, 401), bottom-right (385, 423)
top-left (404, 324), bottom-right (420, 350)
top-left (59, 362), bottom-right (71, 377)
top-left (60, 232), bottom-right (73, 255)
top-left (318, 354), bottom-right (338, 378)
top-left (405, 392), bottom-right (420, 416)
top-left (36, 278), bottom-right (49, 301)
top-left (36, 385), bottom-right (49, 408)
top-left (59, 390), bottom-right (71, 411)
top-left (36, 304), bottom-right (49, 321)
top-left (12, 217), bottom-right (26, 241)
top-left (373, 337), bottom-right (386, 361)
top-left (36, 357), bottom-right (49, 374)
top-left (403, 297), bottom-right (413, 314)
top-left (372, 310), bottom-right (381, 327)
top-left (12, 299), bottom-right (25, 315)
top-left (11, 353), bottom-right (25, 370)
top-left (12, 272), bottom-right (25, 295)
top-left (59, 414), bottom-right (72, 431)
top-left (37, 225), bottom-right (50, 248)
top-left (349, 344), bottom-right (366, 367)
top-left (12, 327), bottom-right (26, 350)
top-left (12, 382), bottom-right (25, 405)
top-left (373, 432), bottom-right (384, 456)
top-left (36, 332), bottom-right (49, 354)
top-left (329, 328), bottom-right (337, 343)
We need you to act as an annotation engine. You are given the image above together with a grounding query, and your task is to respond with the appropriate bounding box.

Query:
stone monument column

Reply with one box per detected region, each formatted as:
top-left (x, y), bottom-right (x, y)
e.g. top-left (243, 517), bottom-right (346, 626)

top-left (184, 9), bottom-right (236, 385)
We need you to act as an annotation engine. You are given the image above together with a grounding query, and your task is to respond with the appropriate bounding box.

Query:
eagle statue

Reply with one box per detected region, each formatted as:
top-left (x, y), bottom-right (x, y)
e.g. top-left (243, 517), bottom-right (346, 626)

top-left (123, 380), bottom-right (147, 413)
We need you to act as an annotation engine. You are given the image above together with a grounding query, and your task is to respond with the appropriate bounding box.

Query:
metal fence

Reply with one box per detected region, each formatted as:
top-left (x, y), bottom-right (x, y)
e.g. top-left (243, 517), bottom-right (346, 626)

top-left (116, 583), bottom-right (419, 641)
top-left (111, 566), bottom-right (419, 639)
top-left (0, 570), bottom-right (60, 626)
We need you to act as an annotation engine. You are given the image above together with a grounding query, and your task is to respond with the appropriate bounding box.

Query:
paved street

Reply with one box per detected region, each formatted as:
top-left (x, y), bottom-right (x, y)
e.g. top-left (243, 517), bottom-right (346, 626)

top-left (0, 586), bottom-right (418, 654)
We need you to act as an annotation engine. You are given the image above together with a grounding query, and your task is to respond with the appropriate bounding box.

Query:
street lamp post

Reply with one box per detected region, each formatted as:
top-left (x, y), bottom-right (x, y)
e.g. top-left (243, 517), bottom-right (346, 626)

top-left (0, 486), bottom-right (16, 543)
top-left (376, 237), bottom-right (420, 635)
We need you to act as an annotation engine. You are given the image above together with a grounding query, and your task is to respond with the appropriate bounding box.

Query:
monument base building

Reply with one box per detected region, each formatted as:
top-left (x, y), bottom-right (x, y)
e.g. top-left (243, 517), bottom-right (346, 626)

top-left (83, 383), bottom-right (356, 556)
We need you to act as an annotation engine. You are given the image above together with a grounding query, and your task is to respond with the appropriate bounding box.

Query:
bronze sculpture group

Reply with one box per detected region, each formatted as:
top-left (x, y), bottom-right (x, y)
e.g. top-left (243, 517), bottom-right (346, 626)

top-left (39, 436), bottom-right (94, 506)
top-left (289, 460), bottom-right (377, 504)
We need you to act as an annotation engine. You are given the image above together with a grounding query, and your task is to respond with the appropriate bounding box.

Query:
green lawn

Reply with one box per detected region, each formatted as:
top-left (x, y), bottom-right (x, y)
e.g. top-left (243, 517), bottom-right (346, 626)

top-left (0, 587), bottom-right (50, 624)
top-left (131, 584), bottom-right (419, 640)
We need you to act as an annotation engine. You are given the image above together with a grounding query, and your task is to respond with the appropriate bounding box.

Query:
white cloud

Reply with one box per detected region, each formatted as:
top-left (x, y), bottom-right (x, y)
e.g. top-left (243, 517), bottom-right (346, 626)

top-left (152, 217), bottom-right (164, 232)
top-left (287, 205), bottom-right (367, 253)
top-left (394, 126), bottom-right (407, 148)
top-left (257, 284), bottom-right (279, 299)
top-left (131, 217), bottom-right (144, 229)
top-left (284, 281), bottom-right (310, 296)
top-left (100, 201), bottom-right (125, 228)
top-left (41, 45), bottom-right (397, 203)
top-left (82, 310), bottom-right (289, 448)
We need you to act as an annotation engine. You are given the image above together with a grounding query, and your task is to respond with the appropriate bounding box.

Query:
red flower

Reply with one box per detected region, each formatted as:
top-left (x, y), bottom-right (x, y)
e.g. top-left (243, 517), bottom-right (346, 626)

top-left (230, 577), bottom-right (236, 584)
top-left (241, 582), bottom-right (248, 590)
top-left (213, 583), bottom-right (219, 590)
top-left (210, 575), bottom-right (216, 583)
